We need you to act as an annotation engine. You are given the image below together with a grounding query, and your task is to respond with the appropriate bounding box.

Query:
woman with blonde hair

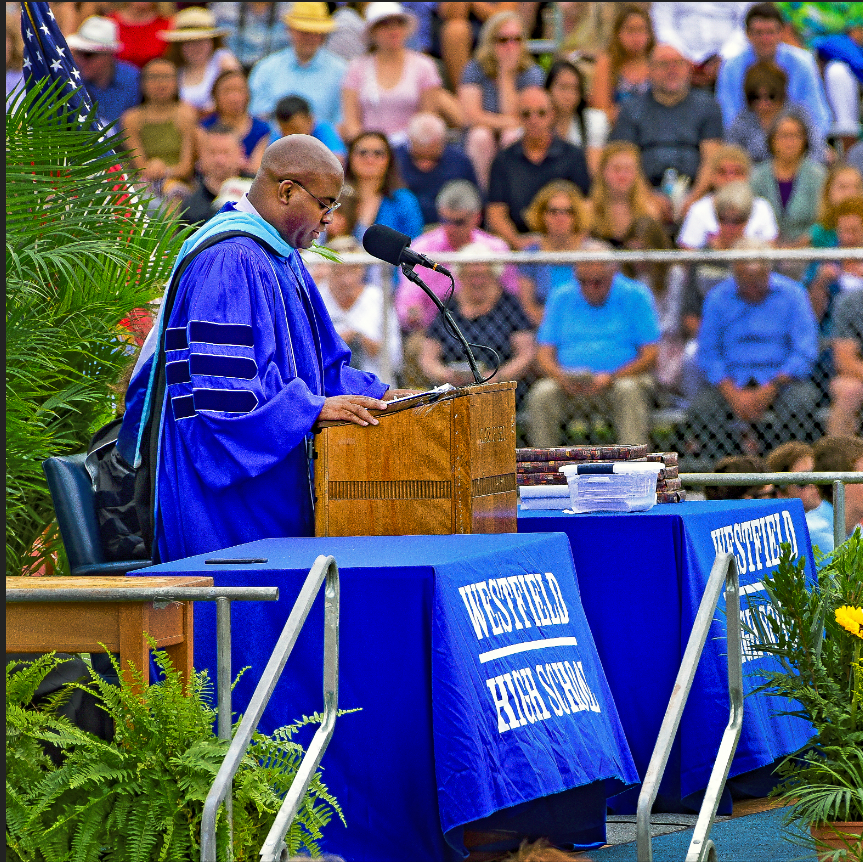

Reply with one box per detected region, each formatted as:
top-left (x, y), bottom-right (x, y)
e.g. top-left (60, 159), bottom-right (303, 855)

top-left (590, 4), bottom-right (654, 124)
top-left (677, 143), bottom-right (778, 249)
top-left (588, 141), bottom-right (662, 247)
top-left (811, 162), bottom-right (863, 248)
top-left (518, 181), bottom-right (589, 326)
top-left (457, 10), bottom-right (545, 190)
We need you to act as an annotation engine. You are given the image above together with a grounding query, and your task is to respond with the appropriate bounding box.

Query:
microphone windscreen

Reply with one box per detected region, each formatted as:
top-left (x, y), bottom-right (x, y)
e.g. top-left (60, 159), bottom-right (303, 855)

top-left (362, 223), bottom-right (410, 267)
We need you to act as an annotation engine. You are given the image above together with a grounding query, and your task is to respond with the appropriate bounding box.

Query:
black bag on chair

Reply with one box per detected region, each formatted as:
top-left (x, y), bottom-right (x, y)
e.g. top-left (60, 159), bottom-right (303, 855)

top-left (85, 229), bottom-right (280, 563)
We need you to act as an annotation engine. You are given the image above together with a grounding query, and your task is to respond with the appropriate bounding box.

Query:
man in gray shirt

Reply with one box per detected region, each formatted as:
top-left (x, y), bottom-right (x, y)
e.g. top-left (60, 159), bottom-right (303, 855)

top-left (610, 43), bottom-right (724, 216)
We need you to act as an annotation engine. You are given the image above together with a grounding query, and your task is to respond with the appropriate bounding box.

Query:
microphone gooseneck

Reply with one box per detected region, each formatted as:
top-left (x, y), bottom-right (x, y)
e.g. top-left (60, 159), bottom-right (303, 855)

top-left (362, 224), bottom-right (500, 386)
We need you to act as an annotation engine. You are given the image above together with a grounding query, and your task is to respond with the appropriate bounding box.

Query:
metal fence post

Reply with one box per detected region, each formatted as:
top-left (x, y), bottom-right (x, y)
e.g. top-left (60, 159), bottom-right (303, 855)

top-left (833, 480), bottom-right (846, 552)
top-left (216, 597), bottom-right (233, 854)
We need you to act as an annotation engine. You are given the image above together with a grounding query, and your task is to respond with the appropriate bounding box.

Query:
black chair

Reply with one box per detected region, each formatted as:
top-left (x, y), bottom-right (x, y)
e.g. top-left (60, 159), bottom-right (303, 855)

top-left (42, 454), bottom-right (151, 576)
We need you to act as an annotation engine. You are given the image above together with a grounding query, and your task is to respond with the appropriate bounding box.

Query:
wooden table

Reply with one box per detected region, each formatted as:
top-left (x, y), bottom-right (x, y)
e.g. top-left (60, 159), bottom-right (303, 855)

top-left (6, 576), bottom-right (213, 689)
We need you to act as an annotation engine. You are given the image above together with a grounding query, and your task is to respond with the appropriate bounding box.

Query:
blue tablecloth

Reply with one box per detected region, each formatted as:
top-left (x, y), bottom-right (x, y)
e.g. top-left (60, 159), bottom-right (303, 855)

top-left (145, 532), bottom-right (638, 861)
top-left (518, 500), bottom-right (816, 814)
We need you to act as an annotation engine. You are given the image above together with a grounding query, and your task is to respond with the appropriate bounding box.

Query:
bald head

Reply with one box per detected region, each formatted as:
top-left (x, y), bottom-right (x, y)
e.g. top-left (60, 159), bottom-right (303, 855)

top-left (249, 135), bottom-right (344, 248)
top-left (253, 134), bottom-right (343, 196)
top-left (518, 86), bottom-right (554, 144)
top-left (649, 43), bottom-right (691, 102)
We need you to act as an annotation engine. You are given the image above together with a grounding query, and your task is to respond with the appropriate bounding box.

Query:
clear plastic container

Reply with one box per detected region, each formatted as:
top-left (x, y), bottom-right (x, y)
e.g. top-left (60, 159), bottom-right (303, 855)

top-left (559, 464), bottom-right (661, 513)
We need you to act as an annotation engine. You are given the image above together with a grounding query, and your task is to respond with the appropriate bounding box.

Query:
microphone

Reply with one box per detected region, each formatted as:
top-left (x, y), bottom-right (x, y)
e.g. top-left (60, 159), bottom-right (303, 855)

top-left (362, 224), bottom-right (452, 277)
top-left (361, 223), bottom-right (497, 387)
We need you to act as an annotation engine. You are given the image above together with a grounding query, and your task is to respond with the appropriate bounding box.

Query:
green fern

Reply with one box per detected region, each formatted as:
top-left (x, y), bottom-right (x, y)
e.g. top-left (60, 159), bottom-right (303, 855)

top-left (7, 647), bottom-right (348, 861)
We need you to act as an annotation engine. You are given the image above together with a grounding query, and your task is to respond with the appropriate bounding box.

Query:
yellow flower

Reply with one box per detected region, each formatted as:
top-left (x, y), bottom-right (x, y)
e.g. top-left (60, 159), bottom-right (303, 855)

top-left (835, 606), bottom-right (863, 640)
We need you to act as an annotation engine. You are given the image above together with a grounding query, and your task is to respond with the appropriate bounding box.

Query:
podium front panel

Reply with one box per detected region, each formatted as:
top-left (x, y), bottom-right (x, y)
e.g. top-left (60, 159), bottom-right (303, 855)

top-left (314, 382), bottom-right (517, 536)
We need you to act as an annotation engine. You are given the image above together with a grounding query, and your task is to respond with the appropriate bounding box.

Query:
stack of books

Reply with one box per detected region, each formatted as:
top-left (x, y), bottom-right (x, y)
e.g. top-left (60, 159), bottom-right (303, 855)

top-left (517, 445), bottom-right (685, 511)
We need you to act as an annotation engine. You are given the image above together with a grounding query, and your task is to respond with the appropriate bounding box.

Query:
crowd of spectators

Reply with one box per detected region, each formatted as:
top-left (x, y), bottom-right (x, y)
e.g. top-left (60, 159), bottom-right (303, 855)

top-left (6, 0), bottom-right (862, 459)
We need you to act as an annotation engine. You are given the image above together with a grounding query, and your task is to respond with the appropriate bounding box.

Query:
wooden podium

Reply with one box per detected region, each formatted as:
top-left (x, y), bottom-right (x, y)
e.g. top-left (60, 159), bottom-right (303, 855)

top-left (314, 381), bottom-right (517, 536)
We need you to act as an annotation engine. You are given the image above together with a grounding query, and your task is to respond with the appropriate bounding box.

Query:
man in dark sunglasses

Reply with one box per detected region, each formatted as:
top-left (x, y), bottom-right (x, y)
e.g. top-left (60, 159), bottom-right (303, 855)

top-left (486, 87), bottom-right (590, 250)
top-left (395, 179), bottom-right (519, 335)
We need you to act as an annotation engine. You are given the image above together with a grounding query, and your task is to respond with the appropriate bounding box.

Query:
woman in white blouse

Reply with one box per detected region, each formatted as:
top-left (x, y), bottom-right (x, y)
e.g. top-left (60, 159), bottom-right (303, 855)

top-left (544, 59), bottom-right (608, 177)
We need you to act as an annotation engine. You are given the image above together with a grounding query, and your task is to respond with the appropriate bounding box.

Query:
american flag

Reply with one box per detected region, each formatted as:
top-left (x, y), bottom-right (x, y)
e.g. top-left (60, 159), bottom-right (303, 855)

top-left (20, 1), bottom-right (103, 133)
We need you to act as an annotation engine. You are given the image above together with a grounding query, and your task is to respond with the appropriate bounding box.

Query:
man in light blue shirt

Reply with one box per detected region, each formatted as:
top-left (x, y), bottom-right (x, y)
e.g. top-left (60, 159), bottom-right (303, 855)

top-left (716, 3), bottom-right (833, 138)
top-left (248, 2), bottom-right (346, 130)
top-left (687, 238), bottom-right (819, 458)
top-left (527, 240), bottom-right (660, 447)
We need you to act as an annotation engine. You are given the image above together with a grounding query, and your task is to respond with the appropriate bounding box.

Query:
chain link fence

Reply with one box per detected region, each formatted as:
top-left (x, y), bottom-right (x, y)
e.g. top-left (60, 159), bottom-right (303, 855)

top-left (322, 247), bottom-right (863, 469)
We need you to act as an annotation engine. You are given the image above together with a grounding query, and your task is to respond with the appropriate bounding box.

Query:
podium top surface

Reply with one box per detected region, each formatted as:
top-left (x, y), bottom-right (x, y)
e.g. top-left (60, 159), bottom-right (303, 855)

top-left (315, 380), bottom-right (516, 428)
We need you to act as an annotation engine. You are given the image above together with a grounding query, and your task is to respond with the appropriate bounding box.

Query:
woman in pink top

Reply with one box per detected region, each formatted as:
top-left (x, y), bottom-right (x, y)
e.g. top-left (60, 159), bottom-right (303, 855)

top-left (341, 2), bottom-right (462, 145)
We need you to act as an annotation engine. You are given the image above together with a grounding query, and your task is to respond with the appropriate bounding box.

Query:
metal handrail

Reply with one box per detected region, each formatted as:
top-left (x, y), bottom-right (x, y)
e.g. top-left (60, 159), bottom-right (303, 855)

top-left (4, 586), bottom-right (278, 603)
top-left (679, 471), bottom-right (863, 553)
top-left (200, 554), bottom-right (340, 862)
top-left (636, 552), bottom-right (742, 862)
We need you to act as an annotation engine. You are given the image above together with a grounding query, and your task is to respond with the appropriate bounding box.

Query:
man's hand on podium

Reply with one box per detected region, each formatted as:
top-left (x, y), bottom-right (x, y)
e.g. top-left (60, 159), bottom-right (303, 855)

top-left (318, 395), bottom-right (388, 427)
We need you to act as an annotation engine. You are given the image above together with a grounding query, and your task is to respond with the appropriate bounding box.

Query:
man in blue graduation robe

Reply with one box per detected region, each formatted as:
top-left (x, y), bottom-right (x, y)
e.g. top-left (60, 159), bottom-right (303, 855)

top-left (120, 135), bottom-right (407, 562)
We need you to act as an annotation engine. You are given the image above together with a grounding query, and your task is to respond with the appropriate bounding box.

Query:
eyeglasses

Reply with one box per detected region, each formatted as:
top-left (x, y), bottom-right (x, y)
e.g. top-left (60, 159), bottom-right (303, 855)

top-left (746, 91), bottom-right (779, 104)
top-left (520, 108), bottom-right (549, 118)
top-left (546, 206), bottom-right (575, 216)
top-left (495, 34), bottom-right (523, 44)
top-left (355, 147), bottom-right (388, 159)
top-left (442, 215), bottom-right (471, 227)
top-left (718, 213), bottom-right (748, 225)
top-left (284, 178), bottom-right (341, 216)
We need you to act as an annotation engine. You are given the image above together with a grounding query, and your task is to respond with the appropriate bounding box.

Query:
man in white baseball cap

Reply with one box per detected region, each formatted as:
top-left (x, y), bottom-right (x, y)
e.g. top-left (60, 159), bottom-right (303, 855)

top-left (67, 16), bottom-right (140, 129)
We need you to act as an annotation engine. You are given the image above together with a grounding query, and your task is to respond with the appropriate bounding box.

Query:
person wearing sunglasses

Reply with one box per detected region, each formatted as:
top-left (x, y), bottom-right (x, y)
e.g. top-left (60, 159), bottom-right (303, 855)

top-left (67, 16), bottom-right (141, 131)
top-left (678, 181), bottom-right (760, 403)
top-left (344, 130), bottom-right (423, 243)
top-left (458, 10), bottom-right (545, 191)
top-left (677, 143), bottom-right (778, 250)
top-left (486, 87), bottom-right (590, 251)
top-left (725, 60), bottom-right (826, 166)
top-left (518, 180), bottom-right (589, 327)
top-left (117, 134), bottom-right (414, 563)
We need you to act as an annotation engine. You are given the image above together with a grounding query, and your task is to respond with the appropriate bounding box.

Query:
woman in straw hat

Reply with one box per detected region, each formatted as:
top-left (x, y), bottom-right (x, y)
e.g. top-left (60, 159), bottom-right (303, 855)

top-left (158, 6), bottom-right (239, 114)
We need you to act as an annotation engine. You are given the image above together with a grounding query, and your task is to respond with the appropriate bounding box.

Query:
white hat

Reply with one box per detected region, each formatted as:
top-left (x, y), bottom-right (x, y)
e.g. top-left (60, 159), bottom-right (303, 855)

top-left (67, 16), bottom-right (123, 53)
top-left (364, 2), bottom-right (417, 39)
